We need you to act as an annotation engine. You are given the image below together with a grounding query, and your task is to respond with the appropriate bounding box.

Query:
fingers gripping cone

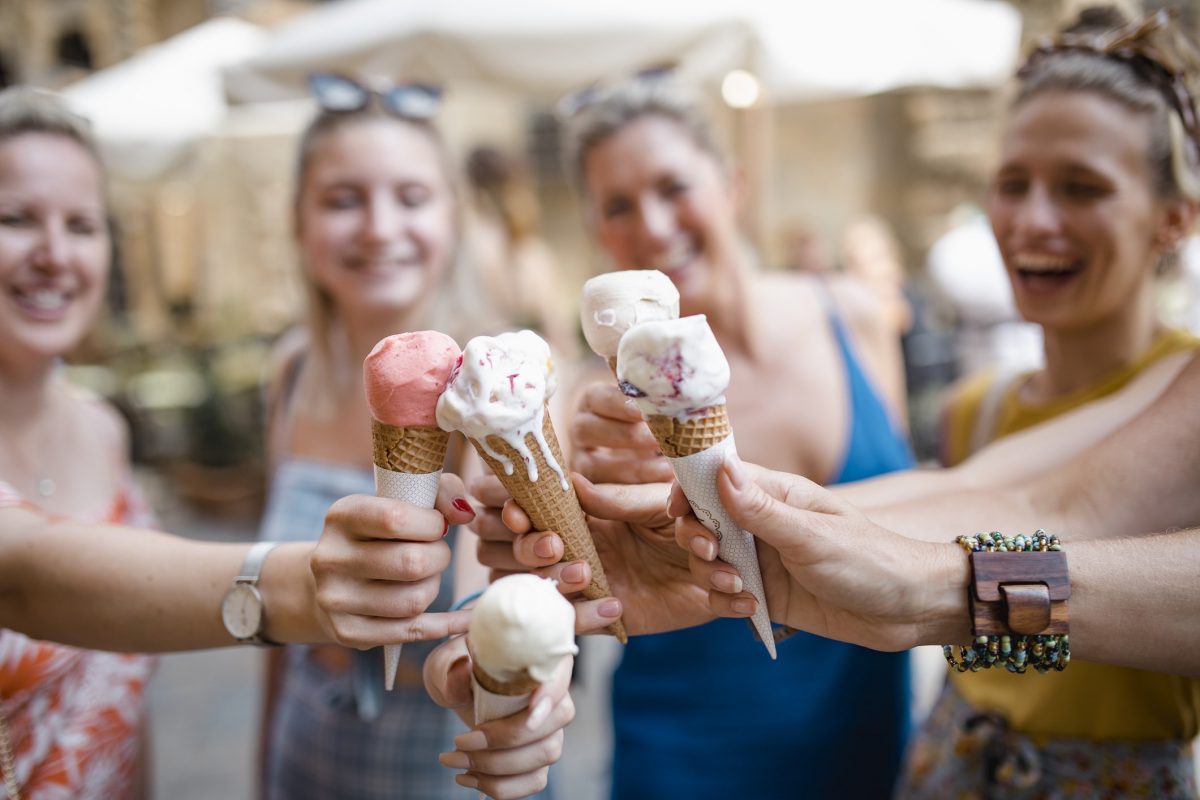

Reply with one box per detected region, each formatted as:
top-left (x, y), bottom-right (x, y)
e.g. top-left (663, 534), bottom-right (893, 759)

top-left (647, 407), bottom-right (776, 658)
top-left (364, 332), bottom-right (461, 690)
top-left (468, 574), bottom-right (578, 724)
top-left (618, 316), bottom-right (776, 658)
top-left (371, 421), bottom-right (451, 689)
top-left (438, 331), bottom-right (627, 643)
top-left (472, 410), bottom-right (627, 642)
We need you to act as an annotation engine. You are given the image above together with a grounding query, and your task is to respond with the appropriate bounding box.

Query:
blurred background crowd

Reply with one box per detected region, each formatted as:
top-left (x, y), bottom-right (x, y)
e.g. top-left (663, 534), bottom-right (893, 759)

top-left (4, 0), bottom-right (1200, 797)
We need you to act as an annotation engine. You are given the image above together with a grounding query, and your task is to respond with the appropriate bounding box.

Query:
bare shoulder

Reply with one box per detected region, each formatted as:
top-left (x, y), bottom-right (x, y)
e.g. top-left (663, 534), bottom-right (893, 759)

top-left (821, 273), bottom-right (887, 331)
top-left (68, 386), bottom-right (131, 460)
top-left (752, 272), bottom-right (823, 325)
top-left (264, 326), bottom-right (311, 394)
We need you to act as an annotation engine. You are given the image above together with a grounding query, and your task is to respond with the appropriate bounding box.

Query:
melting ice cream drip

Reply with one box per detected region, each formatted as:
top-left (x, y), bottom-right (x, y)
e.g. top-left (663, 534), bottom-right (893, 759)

top-left (436, 330), bottom-right (571, 490)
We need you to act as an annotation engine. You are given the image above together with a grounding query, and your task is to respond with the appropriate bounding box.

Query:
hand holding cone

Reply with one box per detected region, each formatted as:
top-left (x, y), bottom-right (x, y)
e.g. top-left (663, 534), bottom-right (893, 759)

top-left (438, 331), bottom-right (627, 642)
top-left (363, 331), bottom-right (460, 690)
top-left (617, 316), bottom-right (777, 658)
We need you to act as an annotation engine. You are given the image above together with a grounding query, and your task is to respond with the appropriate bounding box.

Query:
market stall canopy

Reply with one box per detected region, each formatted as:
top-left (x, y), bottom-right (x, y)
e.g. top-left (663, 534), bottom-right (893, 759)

top-left (62, 17), bottom-right (268, 181)
top-left (222, 0), bottom-right (1022, 105)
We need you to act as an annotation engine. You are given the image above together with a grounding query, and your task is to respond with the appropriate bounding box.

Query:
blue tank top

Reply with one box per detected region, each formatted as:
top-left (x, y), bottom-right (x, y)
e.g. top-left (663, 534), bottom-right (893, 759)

top-left (610, 302), bottom-right (915, 800)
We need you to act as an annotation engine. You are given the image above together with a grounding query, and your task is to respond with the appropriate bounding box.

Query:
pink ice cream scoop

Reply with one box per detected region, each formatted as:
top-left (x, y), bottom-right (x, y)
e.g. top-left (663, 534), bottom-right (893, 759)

top-left (364, 331), bottom-right (462, 426)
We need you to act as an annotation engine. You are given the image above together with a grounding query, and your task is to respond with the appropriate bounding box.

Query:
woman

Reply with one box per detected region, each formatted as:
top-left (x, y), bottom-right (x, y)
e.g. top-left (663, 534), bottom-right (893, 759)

top-left (560, 77), bottom-right (914, 799)
top-left (910, 7), bottom-right (1200, 797)
top-left (255, 75), bottom-right (516, 799)
top-left (0, 85), bottom-right (158, 799)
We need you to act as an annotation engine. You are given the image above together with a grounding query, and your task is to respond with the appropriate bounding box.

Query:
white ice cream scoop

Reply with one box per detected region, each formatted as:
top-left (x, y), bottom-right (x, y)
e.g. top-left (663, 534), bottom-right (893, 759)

top-left (580, 270), bottom-right (680, 359)
top-left (616, 315), bottom-right (730, 419)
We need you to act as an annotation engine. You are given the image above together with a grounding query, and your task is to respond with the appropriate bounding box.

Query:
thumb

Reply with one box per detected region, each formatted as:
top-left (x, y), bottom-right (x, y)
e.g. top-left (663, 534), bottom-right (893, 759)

top-left (716, 454), bottom-right (827, 559)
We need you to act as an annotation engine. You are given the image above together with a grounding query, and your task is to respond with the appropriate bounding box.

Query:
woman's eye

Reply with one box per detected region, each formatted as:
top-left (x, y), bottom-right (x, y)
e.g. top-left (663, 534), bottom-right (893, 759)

top-left (322, 191), bottom-right (361, 210)
top-left (0, 211), bottom-right (31, 227)
top-left (602, 198), bottom-right (631, 219)
top-left (1062, 182), bottom-right (1105, 200)
top-left (68, 217), bottom-right (101, 236)
top-left (399, 185), bottom-right (431, 207)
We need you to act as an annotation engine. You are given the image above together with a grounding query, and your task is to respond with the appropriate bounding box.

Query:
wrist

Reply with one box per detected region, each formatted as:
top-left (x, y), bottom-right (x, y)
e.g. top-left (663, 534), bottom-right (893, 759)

top-left (258, 543), bottom-right (320, 644)
top-left (917, 542), bottom-right (972, 647)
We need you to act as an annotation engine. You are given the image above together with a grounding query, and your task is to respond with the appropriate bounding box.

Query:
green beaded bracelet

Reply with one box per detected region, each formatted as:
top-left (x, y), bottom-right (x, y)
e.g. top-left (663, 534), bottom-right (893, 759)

top-left (942, 530), bottom-right (1071, 674)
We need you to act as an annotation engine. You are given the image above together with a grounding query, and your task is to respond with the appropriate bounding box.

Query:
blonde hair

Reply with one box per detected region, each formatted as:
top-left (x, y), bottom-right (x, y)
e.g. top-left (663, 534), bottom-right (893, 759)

top-left (0, 86), bottom-right (100, 159)
top-left (563, 76), bottom-right (727, 188)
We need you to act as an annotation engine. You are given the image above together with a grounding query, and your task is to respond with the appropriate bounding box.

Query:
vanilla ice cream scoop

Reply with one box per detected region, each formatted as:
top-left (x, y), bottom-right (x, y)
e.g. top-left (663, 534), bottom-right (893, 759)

top-left (580, 270), bottom-right (680, 359)
top-left (469, 574), bottom-right (579, 682)
top-left (616, 315), bottom-right (730, 419)
top-left (436, 330), bottom-right (568, 487)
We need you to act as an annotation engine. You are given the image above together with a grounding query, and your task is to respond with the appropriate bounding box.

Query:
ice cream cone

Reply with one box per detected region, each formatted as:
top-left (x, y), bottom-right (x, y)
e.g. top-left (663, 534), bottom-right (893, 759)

top-left (645, 405), bottom-right (776, 659)
top-left (370, 420), bottom-right (451, 690)
top-left (471, 661), bottom-right (539, 724)
top-left (471, 410), bottom-right (627, 643)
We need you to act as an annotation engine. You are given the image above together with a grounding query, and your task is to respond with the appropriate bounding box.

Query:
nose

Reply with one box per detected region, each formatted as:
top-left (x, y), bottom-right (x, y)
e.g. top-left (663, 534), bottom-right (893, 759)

top-left (361, 193), bottom-right (403, 244)
top-left (1011, 184), bottom-right (1061, 237)
top-left (637, 194), bottom-right (676, 246)
top-left (30, 219), bottom-right (71, 273)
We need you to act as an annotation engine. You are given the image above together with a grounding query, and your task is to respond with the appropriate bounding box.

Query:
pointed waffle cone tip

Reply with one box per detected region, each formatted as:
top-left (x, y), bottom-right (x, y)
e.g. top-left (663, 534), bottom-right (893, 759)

top-left (471, 410), bottom-right (627, 643)
top-left (372, 420), bottom-right (450, 473)
top-left (646, 405), bottom-right (733, 458)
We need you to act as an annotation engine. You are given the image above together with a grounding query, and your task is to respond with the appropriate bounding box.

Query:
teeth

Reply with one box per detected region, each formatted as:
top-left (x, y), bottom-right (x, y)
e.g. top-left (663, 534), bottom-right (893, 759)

top-left (1014, 254), bottom-right (1077, 273)
top-left (656, 242), bottom-right (693, 272)
top-left (26, 289), bottom-right (68, 310)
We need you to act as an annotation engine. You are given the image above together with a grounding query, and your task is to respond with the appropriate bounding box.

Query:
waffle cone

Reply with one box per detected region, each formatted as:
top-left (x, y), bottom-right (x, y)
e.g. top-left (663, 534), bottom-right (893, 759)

top-left (646, 405), bottom-right (733, 458)
top-left (471, 411), bottom-right (627, 642)
top-left (472, 662), bottom-right (540, 697)
top-left (371, 420), bottom-right (449, 473)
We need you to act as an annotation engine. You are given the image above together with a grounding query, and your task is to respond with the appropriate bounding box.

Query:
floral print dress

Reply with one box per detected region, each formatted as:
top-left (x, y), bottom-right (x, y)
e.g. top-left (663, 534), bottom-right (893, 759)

top-left (0, 478), bottom-right (156, 799)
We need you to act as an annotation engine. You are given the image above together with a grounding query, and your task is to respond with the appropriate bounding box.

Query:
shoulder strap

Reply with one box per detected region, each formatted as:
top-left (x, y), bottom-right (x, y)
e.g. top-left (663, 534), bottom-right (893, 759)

top-left (968, 368), bottom-right (1022, 455)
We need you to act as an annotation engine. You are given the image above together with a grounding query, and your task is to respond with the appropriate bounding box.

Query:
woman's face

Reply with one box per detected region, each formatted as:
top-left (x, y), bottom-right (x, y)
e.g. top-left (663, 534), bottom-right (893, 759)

top-left (987, 90), bottom-right (1190, 332)
top-left (296, 118), bottom-right (456, 319)
top-left (582, 114), bottom-right (740, 310)
top-left (0, 133), bottom-right (109, 371)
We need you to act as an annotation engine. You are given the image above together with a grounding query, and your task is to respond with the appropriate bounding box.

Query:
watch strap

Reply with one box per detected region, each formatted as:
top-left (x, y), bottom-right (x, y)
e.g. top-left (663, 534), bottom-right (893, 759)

top-left (237, 541), bottom-right (280, 585)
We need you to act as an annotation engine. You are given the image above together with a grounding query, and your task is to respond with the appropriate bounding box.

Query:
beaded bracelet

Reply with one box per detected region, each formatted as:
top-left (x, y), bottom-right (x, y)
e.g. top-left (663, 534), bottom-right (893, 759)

top-left (942, 530), bottom-right (1071, 674)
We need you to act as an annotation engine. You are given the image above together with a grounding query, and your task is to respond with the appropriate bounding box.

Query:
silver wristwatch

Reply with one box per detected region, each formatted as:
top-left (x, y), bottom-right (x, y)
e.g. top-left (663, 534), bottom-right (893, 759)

top-left (221, 541), bottom-right (282, 645)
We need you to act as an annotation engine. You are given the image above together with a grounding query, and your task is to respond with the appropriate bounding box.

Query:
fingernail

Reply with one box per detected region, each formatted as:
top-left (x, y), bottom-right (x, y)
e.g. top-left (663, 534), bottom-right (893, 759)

top-left (454, 773), bottom-right (478, 789)
top-left (690, 536), bottom-right (717, 561)
top-left (452, 498), bottom-right (474, 516)
top-left (439, 751), bottom-right (470, 769)
top-left (534, 534), bottom-right (557, 559)
top-left (599, 598), bottom-right (622, 618)
top-left (711, 571), bottom-right (742, 594)
top-left (731, 597), bottom-right (756, 616)
top-left (526, 696), bottom-right (552, 730)
top-left (455, 730), bottom-right (487, 751)
top-left (443, 518), bottom-right (451, 537)
top-left (724, 452), bottom-right (747, 490)
top-left (562, 562), bottom-right (586, 584)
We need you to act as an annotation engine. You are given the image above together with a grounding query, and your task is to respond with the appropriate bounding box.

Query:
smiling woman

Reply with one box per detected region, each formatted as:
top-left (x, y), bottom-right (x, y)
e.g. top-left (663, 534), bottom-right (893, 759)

top-left (0, 86), bottom-right (157, 800)
top-left (916, 6), bottom-right (1200, 798)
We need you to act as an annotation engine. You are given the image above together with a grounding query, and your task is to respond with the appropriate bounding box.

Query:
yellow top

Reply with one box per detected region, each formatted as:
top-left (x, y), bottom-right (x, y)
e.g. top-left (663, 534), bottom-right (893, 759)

top-left (941, 328), bottom-right (1200, 741)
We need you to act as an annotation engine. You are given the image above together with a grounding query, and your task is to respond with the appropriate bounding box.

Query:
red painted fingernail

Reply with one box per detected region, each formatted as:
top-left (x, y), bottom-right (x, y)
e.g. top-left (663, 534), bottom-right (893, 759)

top-left (452, 498), bottom-right (473, 514)
top-left (443, 519), bottom-right (451, 537)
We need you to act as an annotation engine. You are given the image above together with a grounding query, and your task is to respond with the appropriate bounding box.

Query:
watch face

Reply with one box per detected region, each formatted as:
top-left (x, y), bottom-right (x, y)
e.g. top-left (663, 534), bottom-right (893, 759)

top-left (221, 583), bottom-right (263, 640)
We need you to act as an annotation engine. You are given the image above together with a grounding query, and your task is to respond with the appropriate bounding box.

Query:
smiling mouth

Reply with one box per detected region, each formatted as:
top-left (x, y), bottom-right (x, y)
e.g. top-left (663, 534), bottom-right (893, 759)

top-left (11, 287), bottom-right (75, 317)
top-left (1013, 254), bottom-right (1082, 292)
top-left (654, 241), bottom-right (695, 274)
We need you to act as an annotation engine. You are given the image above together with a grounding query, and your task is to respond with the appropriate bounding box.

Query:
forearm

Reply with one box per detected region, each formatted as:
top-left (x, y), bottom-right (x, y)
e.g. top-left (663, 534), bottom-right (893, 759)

top-left (0, 507), bottom-right (323, 651)
top-left (915, 529), bottom-right (1200, 677)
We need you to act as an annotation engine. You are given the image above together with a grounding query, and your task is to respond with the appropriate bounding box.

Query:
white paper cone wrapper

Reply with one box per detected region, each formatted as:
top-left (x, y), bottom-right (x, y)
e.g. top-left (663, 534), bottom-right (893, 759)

top-left (374, 466), bottom-right (443, 689)
top-left (472, 673), bottom-right (533, 724)
top-left (669, 435), bottom-right (777, 659)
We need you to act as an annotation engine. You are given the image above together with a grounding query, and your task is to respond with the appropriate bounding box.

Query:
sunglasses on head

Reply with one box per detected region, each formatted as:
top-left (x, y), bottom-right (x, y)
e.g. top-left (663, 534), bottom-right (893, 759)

top-left (555, 63), bottom-right (677, 119)
top-left (307, 72), bottom-right (444, 119)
